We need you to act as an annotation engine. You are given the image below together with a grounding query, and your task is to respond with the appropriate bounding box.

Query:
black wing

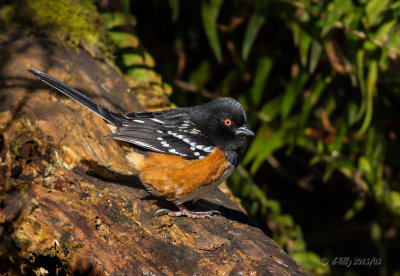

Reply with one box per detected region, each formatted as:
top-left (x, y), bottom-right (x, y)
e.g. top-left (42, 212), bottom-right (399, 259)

top-left (109, 110), bottom-right (216, 160)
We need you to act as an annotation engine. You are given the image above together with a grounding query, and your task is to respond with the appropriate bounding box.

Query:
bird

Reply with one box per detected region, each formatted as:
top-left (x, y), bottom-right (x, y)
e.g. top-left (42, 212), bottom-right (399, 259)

top-left (28, 68), bottom-right (254, 218)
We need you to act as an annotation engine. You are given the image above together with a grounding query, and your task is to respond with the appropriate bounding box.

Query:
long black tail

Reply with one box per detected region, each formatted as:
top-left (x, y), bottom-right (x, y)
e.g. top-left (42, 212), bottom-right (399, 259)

top-left (28, 68), bottom-right (123, 127)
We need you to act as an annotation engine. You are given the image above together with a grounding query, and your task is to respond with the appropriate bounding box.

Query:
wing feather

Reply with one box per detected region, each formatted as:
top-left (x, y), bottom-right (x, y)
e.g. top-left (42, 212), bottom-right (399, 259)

top-left (108, 115), bottom-right (215, 160)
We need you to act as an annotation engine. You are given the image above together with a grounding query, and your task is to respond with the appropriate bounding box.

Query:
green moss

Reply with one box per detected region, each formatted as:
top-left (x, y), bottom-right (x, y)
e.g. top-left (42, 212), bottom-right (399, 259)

top-left (0, 0), bottom-right (108, 57)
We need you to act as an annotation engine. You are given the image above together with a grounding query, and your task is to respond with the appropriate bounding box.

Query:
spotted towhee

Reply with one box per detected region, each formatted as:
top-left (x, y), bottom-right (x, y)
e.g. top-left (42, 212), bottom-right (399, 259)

top-left (28, 68), bottom-right (254, 218)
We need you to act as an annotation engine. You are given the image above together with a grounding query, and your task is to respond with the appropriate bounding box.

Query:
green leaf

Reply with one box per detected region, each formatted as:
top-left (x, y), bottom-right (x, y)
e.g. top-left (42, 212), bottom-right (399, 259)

top-left (299, 30), bottom-right (312, 67)
top-left (344, 199), bottom-right (366, 220)
top-left (126, 68), bottom-right (162, 84)
top-left (329, 122), bottom-right (347, 153)
top-left (292, 239), bottom-right (306, 252)
top-left (102, 12), bottom-right (136, 30)
top-left (242, 3), bottom-right (267, 61)
top-left (358, 156), bottom-right (372, 177)
top-left (363, 41), bottom-right (377, 51)
top-left (365, 0), bottom-right (389, 28)
top-left (370, 222), bottom-right (381, 241)
top-left (201, 0), bottom-right (223, 62)
top-left (250, 129), bottom-right (286, 174)
top-left (323, 161), bottom-right (336, 182)
top-left (309, 40), bottom-right (322, 73)
top-left (374, 20), bottom-right (395, 43)
top-left (266, 199), bottom-right (280, 213)
top-left (347, 102), bottom-right (359, 125)
top-left (292, 22), bottom-right (301, 46)
top-left (355, 60), bottom-right (378, 138)
top-left (250, 56), bottom-right (273, 106)
top-left (281, 71), bottom-right (309, 118)
top-left (259, 96), bottom-right (282, 122)
top-left (322, 0), bottom-right (354, 36)
top-left (188, 60), bottom-right (212, 88)
top-left (108, 32), bottom-right (139, 48)
top-left (121, 53), bottom-right (144, 67)
top-left (275, 214), bottom-right (294, 227)
top-left (390, 191), bottom-right (400, 215)
top-left (352, 49), bottom-right (366, 125)
top-left (372, 133), bottom-right (384, 169)
top-left (391, 29), bottom-right (400, 54)
top-left (143, 52), bottom-right (156, 68)
top-left (122, 52), bottom-right (155, 68)
top-left (169, 0), bottom-right (180, 22)
top-left (243, 124), bottom-right (269, 165)
top-left (300, 76), bottom-right (329, 125)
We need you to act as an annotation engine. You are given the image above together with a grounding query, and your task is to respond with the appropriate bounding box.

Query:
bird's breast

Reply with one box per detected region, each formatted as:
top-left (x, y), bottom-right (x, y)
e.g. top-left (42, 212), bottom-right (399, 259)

top-left (126, 148), bottom-right (231, 202)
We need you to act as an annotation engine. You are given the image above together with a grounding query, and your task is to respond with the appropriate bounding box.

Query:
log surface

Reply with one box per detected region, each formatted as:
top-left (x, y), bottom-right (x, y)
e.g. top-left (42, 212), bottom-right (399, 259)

top-left (0, 34), bottom-right (309, 275)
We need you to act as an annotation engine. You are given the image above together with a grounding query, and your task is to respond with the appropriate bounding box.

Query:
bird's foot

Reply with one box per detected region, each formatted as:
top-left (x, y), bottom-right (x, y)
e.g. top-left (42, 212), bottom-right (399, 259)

top-left (155, 204), bottom-right (220, 219)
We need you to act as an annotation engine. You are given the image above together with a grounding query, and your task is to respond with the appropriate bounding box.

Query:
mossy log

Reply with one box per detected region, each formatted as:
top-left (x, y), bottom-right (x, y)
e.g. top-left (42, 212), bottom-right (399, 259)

top-left (0, 34), bottom-right (310, 275)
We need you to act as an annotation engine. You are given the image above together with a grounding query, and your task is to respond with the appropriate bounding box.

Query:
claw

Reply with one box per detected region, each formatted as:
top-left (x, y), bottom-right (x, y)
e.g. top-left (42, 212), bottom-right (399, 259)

top-left (154, 204), bottom-right (220, 219)
top-left (154, 208), bottom-right (171, 216)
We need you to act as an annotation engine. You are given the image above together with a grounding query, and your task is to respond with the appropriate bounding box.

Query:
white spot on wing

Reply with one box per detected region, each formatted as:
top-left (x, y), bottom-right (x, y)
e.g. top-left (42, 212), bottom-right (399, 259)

top-left (133, 119), bottom-right (145, 123)
top-left (196, 145), bottom-right (204, 150)
top-left (203, 146), bottom-right (214, 153)
top-left (157, 130), bottom-right (163, 133)
top-left (168, 148), bottom-right (187, 157)
top-left (129, 139), bottom-right (161, 152)
top-left (151, 118), bottom-right (164, 123)
top-left (161, 141), bottom-right (170, 147)
top-left (194, 152), bottom-right (200, 156)
top-left (156, 137), bottom-right (163, 141)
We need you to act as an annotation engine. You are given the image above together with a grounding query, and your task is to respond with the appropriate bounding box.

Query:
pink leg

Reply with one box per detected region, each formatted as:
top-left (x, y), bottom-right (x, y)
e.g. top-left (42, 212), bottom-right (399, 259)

top-left (155, 203), bottom-right (220, 219)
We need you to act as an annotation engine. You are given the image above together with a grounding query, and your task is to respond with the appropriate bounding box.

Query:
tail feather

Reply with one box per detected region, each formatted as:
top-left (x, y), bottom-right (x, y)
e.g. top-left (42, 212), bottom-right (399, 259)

top-left (28, 68), bottom-right (123, 127)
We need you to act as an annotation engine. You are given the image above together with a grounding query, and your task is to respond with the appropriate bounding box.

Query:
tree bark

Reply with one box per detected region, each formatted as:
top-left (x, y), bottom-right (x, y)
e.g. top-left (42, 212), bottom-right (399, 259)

top-left (0, 34), bottom-right (310, 275)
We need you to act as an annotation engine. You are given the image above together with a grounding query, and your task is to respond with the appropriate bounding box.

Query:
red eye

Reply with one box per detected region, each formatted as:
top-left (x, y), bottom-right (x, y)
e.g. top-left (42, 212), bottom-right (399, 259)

top-left (224, 119), bottom-right (231, 126)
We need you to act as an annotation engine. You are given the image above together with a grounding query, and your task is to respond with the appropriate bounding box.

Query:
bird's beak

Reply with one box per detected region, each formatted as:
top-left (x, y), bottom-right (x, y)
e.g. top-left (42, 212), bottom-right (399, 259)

top-left (235, 125), bottom-right (255, 136)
